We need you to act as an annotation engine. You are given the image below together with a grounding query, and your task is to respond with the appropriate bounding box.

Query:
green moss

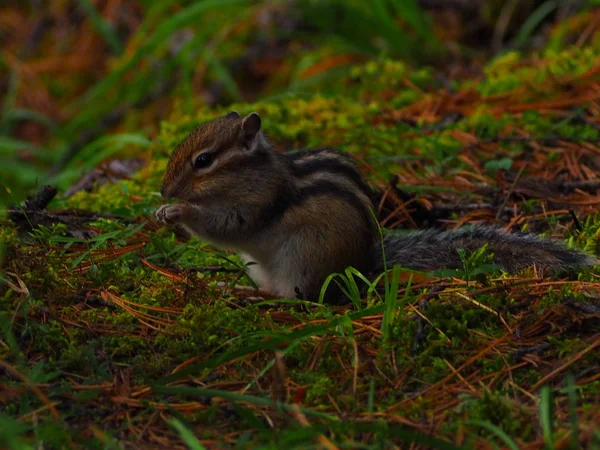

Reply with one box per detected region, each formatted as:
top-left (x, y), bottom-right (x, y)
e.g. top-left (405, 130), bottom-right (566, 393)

top-left (304, 374), bottom-right (336, 405)
top-left (455, 390), bottom-right (534, 438)
top-left (181, 301), bottom-right (271, 341)
top-left (478, 45), bottom-right (600, 96)
top-left (0, 220), bottom-right (18, 247)
top-left (64, 178), bottom-right (160, 216)
top-left (347, 59), bottom-right (435, 106)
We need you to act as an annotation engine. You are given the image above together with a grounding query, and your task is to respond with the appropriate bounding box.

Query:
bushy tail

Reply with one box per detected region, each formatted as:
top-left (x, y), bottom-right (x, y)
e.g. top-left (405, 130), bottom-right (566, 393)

top-left (374, 226), bottom-right (597, 273)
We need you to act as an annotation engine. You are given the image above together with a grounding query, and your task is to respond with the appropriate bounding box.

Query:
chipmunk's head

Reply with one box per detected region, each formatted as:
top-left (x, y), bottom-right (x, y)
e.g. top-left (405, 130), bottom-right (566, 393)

top-left (160, 111), bottom-right (273, 203)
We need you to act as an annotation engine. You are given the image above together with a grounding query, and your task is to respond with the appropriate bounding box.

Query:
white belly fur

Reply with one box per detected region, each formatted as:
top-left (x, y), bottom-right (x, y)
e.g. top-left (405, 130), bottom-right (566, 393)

top-left (241, 253), bottom-right (273, 292)
top-left (241, 250), bottom-right (298, 299)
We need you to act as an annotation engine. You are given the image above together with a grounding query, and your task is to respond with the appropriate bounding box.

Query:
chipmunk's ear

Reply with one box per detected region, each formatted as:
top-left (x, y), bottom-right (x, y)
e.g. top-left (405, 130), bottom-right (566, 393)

top-left (225, 111), bottom-right (241, 119)
top-left (241, 112), bottom-right (262, 151)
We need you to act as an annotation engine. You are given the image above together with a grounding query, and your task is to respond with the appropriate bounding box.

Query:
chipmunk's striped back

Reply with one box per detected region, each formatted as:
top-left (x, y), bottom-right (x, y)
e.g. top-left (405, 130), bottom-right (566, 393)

top-left (285, 148), bottom-right (376, 227)
top-left (288, 148), bottom-right (374, 198)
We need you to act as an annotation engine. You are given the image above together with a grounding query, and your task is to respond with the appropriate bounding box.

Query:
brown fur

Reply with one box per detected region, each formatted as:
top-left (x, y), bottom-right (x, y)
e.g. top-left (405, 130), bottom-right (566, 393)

top-left (161, 114), bottom-right (244, 200)
top-left (158, 112), bottom-right (598, 302)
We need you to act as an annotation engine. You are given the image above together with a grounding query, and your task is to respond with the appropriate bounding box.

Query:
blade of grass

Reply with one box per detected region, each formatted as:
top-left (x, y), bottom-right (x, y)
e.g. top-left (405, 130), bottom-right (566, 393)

top-left (381, 264), bottom-right (402, 342)
top-left (0, 415), bottom-right (34, 450)
top-left (203, 46), bottom-right (243, 102)
top-left (513, 1), bottom-right (560, 49)
top-left (539, 385), bottom-right (555, 450)
top-left (318, 272), bottom-right (343, 304)
top-left (0, 136), bottom-right (43, 155)
top-left (388, 0), bottom-right (433, 40)
top-left (467, 420), bottom-right (520, 450)
top-left (563, 374), bottom-right (579, 450)
top-left (76, 0), bottom-right (123, 54)
top-left (1, 109), bottom-right (58, 134)
top-left (67, 133), bottom-right (151, 168)
top-left (70, 0), bottom-right (252, 111)
top-left (344, 267), bottom-right (365, 308)
top-left (50, 133), bottom-right (152, 188)
top-left (169, 419), bottom-right (207, 450)
top-left (155, 386), bottom-right (337, 422)
top-left (367, 378), bottom-right (375, 413)
top-left (241, 340), bottom-right (302, 393)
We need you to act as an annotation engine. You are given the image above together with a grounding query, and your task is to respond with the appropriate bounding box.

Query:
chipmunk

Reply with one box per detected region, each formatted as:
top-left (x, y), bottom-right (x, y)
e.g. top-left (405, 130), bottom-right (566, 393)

top-left (156, 111), bottom-right (598, 302)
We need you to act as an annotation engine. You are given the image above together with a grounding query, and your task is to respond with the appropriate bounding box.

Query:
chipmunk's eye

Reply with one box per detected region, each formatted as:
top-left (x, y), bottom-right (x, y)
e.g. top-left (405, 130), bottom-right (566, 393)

top-left (194, 153), bottom-right (215, 169)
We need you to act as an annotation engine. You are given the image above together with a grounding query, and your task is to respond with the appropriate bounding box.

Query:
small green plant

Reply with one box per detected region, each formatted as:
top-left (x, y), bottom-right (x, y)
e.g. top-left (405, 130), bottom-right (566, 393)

top-left (432, 243), bottom-right (502, 284)
top-left (318, 266), bottom-right (382, 308)
top-left (381, 264), bottom-right (403, 342)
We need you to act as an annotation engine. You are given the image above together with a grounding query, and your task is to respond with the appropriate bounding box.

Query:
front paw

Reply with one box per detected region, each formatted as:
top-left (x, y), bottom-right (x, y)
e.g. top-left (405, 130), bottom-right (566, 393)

top-left (156, 204), bottom-right (185, 224)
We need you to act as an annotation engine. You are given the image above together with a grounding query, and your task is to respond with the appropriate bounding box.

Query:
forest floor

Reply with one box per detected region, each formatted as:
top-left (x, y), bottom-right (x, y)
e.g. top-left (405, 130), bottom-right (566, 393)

top-left (1, 2), bottom-right (600, 449)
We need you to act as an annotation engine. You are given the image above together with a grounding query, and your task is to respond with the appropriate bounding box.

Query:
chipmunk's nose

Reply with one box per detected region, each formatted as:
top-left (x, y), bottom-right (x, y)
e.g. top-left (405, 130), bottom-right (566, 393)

top-left (161, 182), bottom-right (182, 200)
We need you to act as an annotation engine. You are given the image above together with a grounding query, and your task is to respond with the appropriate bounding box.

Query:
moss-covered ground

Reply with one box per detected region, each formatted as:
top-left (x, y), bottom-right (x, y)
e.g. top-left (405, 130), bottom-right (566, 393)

top-left (2, 6), bottom-right (600, 450)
